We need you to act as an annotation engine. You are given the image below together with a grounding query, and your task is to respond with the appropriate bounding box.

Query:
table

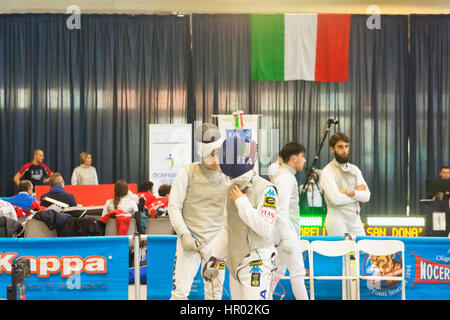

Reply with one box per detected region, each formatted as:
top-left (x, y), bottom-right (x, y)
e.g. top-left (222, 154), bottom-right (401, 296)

top-left (35, 184), bottom-right (138, 207)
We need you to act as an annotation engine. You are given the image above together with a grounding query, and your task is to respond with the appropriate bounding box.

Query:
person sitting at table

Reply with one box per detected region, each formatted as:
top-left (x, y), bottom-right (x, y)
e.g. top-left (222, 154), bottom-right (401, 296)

top-left (139, 184), bottom-right (172, 233)
top-left (439, 166), bottom-right (450, 181)
top-left (40, 173), bottom-right (78, 208)
top-left (7, 180), bottom-right (40, 211)
top-left (71, 152), bottom-right (99, 185)
top-left (137, 180), bottom-right (157, 210)
top-left (149, 184), bottom-right (172, 218)
top-left (102, 180), bottom-right (138, 217)
top-left (0, 199), bottom-right (18, 222)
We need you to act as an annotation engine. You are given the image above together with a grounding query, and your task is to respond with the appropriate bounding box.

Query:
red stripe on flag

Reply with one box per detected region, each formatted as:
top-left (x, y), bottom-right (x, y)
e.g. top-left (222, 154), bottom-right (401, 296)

top-left (314, 14), bottom-right (351, 82)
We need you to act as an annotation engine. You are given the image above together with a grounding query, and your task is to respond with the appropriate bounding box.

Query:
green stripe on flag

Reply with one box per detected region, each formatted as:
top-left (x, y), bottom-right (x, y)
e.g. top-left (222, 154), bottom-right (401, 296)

top-left (251, 14), bottom-right (285, 81)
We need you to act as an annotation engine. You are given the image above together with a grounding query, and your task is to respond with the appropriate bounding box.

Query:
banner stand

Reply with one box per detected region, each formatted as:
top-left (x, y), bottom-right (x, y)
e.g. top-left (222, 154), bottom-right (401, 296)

top-left (133, 233), bottom-right (141, 300)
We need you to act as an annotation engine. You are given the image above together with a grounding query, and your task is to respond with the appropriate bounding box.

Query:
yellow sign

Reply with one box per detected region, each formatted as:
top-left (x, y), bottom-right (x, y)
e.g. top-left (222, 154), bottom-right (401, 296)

top-left (366, 227), bottom-right (424, 237)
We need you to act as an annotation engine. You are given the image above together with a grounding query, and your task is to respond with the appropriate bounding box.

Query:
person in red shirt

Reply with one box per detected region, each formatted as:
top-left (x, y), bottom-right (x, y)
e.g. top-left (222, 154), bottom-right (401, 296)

top-left (13, 149), bottom-right (52, 190)
top-left (137, 180), bottom-right (156, 210)
top-left (149, 184), bottom-right (171, 218)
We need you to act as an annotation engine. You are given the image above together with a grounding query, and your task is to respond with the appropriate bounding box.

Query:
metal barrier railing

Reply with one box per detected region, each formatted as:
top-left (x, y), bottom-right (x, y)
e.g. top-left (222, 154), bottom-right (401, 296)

top-left (132, 234), bottom-right (358, 301)
top-left (130, 233), bottom-right (151, 300)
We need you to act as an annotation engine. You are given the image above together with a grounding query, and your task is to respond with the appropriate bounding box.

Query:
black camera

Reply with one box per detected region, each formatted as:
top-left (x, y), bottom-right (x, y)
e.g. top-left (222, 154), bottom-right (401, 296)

top-left (7, 259), bottom-right (31, 300)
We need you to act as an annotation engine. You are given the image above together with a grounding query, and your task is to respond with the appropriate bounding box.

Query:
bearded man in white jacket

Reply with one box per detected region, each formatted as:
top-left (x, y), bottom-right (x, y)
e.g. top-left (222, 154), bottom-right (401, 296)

top-left (319, 132), bottom-right (371, 238)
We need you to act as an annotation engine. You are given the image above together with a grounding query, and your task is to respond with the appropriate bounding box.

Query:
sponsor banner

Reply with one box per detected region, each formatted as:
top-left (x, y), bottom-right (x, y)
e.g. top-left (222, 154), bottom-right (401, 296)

top-left (357, 236), bottom-right (450, 300)
top-left (146, 235), bottom-right (230, 300)
top-left (274, 236), bottom-right (343, 300)
top-left (0, 237), bottom-right (129, 300)
top-left (149, 124), bottom-right (192, 196)
top-left (145, 235), bottom-right (450, 300)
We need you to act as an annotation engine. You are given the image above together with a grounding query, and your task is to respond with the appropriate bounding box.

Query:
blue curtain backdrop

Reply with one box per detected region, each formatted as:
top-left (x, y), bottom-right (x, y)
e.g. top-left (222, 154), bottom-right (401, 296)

top-left (192, 14), bottom-right (409, 216)
top-left (409, 15), bottom-right (450, 213)
top-left (0, 13), bottom-right (448, 217)
top-left (0, 14), bottom-right (190, 196)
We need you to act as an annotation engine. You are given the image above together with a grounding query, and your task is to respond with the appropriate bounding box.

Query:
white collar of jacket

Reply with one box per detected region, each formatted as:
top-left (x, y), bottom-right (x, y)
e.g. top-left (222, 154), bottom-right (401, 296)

top-left (280, 163), bottom-right (297, 175)
top-left (331, 158), bottom-right (354, 174)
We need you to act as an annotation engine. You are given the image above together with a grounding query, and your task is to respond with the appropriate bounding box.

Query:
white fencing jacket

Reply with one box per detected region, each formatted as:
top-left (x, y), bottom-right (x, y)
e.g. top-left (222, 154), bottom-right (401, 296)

top-left (319, 159), bottom-right (370, 217)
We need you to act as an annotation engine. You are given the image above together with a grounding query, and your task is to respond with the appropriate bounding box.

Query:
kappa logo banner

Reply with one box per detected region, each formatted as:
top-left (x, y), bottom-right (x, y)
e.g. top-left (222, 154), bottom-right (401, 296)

top-left (0, 253), bottom-right (107, 278)
top-left (0, 237), bottom-right (129, 300)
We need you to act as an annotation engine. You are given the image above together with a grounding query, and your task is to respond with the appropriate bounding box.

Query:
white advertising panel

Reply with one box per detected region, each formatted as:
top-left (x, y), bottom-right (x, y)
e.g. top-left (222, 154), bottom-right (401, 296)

top-left (149, 124), bottom-right (192, 196)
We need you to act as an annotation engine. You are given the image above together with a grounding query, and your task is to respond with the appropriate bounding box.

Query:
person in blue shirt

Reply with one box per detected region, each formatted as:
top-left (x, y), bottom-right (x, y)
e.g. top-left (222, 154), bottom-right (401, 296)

top-left (40, 173), bottom-right (77, 208)
top-left (7, 180), bottom-right (39, 210)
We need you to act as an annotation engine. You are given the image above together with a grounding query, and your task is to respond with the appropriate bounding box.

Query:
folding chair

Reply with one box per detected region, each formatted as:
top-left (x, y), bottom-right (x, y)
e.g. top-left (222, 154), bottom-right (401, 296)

top-left (105, 217), bottom-right (137, 236)
top-left (145, 216), bottom-right (176, 235)
top-left (24, 219), bottom-right (58, 238)
top-left (310, 240), bottom-right (358, 300)
top-left (356, 239), bottom-right (405, 300)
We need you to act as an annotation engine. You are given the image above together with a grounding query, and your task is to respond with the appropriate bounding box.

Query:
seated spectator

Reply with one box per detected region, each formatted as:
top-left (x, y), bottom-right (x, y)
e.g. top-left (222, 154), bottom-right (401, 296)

top-left (0, 199), bottom-right (18, 222)
top-left (7, 180), bottom-right (40, 211)
top-left (149, 184), bottom-right (172, 218)
top-left (71, 152), bottom-right (99, 185)
top-left (137, 180), bottom-right (157, 209)
top-left (40, 173), bottom-right (77, 208)
top-left (126, 190), bottom-right (140, 203)
top-left (102, 180), bottom-right (138, 217)
top-left (439, 166), bottom-right (450, 180)
top-left (13, 149), bottom-right (52, 190)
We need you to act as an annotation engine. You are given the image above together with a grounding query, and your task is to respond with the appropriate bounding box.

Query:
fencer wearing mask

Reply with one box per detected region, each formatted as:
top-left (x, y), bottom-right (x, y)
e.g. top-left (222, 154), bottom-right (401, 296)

top-left (202, 135), bottom-right (278, 300)
top-left (168, 123), bottom-right (228, 300)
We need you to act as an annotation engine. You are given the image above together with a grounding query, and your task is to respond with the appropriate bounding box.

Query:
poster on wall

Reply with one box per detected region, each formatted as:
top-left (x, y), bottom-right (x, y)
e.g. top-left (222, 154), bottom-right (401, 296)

top-left (149, 124), bottom-right (192, 196)
top-left (216, 114), bottom-right (261, 174)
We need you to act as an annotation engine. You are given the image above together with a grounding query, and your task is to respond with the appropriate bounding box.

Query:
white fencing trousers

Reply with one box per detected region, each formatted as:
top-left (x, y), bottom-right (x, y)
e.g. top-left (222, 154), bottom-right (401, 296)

top-left (271, 239), bottom-right (309, 300)
top-left (170, 237), bottom-right (225, 300)
top-left (229, 249), bottom-right (276, 300)
top-left (325, 210), bottom-right (366, 238)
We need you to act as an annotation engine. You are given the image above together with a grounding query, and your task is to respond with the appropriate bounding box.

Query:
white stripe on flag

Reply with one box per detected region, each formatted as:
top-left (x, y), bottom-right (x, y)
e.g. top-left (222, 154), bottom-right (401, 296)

top-left (284, 13), bottom-right (318, 81)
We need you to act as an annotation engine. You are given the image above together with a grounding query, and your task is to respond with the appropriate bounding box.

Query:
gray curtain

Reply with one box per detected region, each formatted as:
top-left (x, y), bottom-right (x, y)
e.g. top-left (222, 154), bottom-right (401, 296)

top-left (409, 15), bottom-right (450, 213)
top-left (192, 14), bottom-right (409, 216)
top-left (0, 14), bottom-right (190, 195)
top-left (191, 14), bottom-right (252, 122)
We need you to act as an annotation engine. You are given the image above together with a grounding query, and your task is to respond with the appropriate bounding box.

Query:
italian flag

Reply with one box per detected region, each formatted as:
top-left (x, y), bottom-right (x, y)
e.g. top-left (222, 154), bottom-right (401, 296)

top-left (251, 13), bottom-right (351, 82)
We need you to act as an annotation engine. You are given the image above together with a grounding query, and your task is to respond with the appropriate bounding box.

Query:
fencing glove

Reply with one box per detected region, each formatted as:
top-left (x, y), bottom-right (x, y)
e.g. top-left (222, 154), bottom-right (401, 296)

top-left (180, 232), bottom-right (199, 252)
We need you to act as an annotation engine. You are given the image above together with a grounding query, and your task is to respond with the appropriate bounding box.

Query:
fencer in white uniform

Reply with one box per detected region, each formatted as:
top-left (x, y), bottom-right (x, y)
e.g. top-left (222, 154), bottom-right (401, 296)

top-left (267, 155), bottom-right (282, 181)
top-left (319, 132), bottom-right (371, 238)
top-left (168, 123), bottom-right (228, 300)
top-left (270, 142), bottom-right (309, 300)
top-left (203, 135), bottom-right (278, 300)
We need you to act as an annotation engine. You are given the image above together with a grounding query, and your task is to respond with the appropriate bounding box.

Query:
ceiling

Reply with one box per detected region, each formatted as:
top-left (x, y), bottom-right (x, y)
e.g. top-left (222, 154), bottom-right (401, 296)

top-left (1, 0), bottom-right (449, 14)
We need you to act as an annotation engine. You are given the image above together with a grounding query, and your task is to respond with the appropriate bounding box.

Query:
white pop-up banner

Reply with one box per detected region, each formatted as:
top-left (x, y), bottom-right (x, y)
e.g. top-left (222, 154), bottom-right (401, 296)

top-left (149, 124), bottom-right (192, 196)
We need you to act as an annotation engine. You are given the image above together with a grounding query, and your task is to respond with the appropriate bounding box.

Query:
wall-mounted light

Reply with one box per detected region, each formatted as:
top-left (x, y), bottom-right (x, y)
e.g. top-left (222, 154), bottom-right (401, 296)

top-left (300, 216), bottom-right (323, 227)
top-left (366, 216), bottom-right (425, 227)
